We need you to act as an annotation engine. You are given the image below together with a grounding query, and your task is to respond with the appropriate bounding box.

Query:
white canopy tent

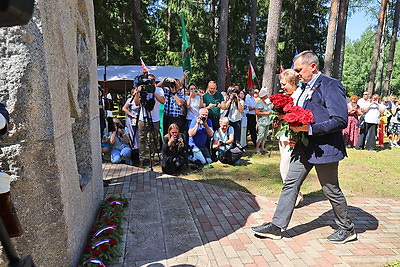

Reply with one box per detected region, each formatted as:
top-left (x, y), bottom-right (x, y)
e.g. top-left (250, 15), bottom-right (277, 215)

top-left (97, 65), bottom-right (183, 94)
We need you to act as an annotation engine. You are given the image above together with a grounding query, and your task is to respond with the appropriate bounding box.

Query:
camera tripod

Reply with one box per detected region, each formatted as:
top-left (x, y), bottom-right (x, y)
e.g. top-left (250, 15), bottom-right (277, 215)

top-left (135, 102), bottom-right (161, 171)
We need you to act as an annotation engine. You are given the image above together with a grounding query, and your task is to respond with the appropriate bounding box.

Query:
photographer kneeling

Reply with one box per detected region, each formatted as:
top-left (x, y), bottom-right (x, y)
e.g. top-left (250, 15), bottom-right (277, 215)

top-left (108, 118), bottom-right (133, 165)
top-left (188, 108), bottom-right (214, 169)
top-left (212, 117), bottom-right (240, 165)
top-left (161, 124), bottom-right (186, 175)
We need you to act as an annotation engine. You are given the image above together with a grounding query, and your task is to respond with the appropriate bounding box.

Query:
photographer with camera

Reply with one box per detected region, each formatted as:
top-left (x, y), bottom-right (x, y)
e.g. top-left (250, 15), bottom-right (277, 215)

top-left (107, 118), bottom-right (133, 165)
top-left (188, 108), bottom-right (214, 169)
top-left (212, 117), bottom-right (238, 164)
top-left (161, 123), bottom-right (186, 175)
top-left (133, 73), bottom-right (165, 168)
top-left (224, 88), bottom-right (244, 144)
top-left (162, 77), bottom-right (186, 133)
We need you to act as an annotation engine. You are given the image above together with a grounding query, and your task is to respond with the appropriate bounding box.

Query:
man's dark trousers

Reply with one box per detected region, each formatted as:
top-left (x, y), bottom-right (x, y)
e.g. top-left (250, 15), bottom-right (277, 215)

top-left (272, 149), bottom-right (354, 231)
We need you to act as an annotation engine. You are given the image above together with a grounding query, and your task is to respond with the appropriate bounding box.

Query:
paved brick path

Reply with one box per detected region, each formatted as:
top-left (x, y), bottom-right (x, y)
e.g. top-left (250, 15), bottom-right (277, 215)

top-left (103, 162), bottom-right (400, 267)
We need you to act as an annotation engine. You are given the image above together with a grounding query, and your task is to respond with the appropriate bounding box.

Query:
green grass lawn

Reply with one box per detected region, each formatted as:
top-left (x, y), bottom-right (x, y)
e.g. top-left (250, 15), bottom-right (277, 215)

top-left (172, 142), bottom-right (400, 199)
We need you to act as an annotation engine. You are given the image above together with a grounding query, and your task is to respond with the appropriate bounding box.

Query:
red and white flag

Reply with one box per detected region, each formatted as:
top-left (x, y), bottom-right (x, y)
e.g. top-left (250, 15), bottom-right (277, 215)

top-left (140, 57), bottom-right (149, 73)
top-left (279, 64), bottom-right (284, 73)
top-left (247, 61), bottom-right (257, 88)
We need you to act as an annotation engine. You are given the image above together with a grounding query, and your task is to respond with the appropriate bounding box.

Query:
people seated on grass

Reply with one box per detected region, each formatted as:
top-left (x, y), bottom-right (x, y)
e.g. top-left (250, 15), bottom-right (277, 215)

top-left (188, 108), bottom-right (214, 169)
top-left (161, 123), bottom-right (187, 175)
top-left (108, 118), bottom-right (133, 165)
top-left (255, 89), bottom-right (273, 154)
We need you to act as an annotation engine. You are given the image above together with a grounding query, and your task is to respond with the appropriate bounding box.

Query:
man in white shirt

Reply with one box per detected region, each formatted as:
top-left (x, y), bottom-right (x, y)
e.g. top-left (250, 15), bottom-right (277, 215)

top-left (134, 74), bottom-right (166, 167)
top-left (357, 91), bottom-right (370, 110)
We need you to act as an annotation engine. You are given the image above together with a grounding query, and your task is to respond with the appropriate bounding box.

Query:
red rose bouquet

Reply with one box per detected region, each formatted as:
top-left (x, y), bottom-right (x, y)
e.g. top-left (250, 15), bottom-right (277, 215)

top-left (274, 100), bottom-right (314, 147)
top-left (270, 94), bottom-right (294, 116)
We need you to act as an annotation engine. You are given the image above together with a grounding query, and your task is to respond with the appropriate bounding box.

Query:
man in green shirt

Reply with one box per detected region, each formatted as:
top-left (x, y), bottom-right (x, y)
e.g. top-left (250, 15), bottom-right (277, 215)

top-left (203, 81), bottom-right (226, 131)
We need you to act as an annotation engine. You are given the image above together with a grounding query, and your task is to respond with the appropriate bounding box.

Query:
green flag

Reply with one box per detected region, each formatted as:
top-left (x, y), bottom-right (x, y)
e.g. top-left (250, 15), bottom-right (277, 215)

top-left (181, 13), bottom-right (192, 74)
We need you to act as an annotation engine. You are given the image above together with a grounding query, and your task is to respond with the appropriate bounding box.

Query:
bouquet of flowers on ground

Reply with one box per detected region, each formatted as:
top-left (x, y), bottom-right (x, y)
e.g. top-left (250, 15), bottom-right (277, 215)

top-left (269, 94), bottom-right (314, 147)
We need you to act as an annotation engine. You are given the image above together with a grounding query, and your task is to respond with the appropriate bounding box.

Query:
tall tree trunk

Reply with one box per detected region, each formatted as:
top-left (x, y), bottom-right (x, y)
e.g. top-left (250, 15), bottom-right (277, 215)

top-left (167, 4), bottom-right (171, 52)
top-left (208, 0), bottom-right (217, 81)
top-left (324, 0), bottom-right (340, 76)
top-left (132, 0), bottom-right (141, 63)
top-left (261, 0), bottom-right (282, 96)
top-left (375, 11), bottom-right (388, 94)
top-left (249, 0), bottom-right (258, 67)
top-left (368, 0), bottom-right (388, 95)
top-left (217, 0), bottom-right (229, 91)
top-left (383, 0), bottom-right (400, 96)
top-left (332, 0), bottom-right (349, 80)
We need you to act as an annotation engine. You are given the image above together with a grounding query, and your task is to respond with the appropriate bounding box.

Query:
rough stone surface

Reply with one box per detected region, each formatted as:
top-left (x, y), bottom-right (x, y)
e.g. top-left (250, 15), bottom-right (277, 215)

top-left (0, 1), bottom-right (102, 266)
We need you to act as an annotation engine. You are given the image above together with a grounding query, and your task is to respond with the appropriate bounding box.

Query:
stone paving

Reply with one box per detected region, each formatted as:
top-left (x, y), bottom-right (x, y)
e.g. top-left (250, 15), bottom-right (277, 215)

top-left (103, 162), bottom-right (400, 267)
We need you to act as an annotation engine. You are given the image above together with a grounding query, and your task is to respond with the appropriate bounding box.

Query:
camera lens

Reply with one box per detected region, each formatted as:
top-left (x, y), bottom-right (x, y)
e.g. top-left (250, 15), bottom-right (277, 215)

top-left (194, 89), bottom-right (199, 93)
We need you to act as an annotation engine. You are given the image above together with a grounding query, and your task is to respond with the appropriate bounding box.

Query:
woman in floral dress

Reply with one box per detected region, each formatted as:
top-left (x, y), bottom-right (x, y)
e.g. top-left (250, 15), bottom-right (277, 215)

top-left (343, 95), bottom-right (362, 147)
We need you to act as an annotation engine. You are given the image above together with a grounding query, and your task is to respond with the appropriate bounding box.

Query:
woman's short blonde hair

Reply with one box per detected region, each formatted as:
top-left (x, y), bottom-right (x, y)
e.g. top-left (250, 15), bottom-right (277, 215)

top-left (279, 69), bottom-right (299, 85)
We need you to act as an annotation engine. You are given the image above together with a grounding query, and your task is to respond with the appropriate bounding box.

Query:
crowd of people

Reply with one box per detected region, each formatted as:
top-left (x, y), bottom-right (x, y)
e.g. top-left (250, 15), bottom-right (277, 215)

top-left (343, 92), bottom-right (400, 152)
top-left (99, 64), bottom-right (400, 176)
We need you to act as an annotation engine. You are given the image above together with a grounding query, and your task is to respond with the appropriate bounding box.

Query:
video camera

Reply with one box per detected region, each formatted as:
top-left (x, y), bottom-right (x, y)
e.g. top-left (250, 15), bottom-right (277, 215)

top-left (135, 73), bottom-right (156, 96)
top-left (0, 0), bottom-right (35, 27)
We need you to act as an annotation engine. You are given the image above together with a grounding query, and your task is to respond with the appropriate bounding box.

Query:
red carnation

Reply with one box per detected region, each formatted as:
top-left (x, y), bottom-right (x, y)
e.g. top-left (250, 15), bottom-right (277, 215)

top-left (110, 239), bottom-right (117, 246)
top-left (107, 221), bottom-right (115, 226)
top-left (103, 218), bottom-right (110, 222)
top-left (105, 229), bottom-right (113, 235)
top-left (107, 197), bottom-right (113, 202)
top-left (84, 247), bottom-right (91, 254)
top-left (92, 250), bottom-right (101, 256)
top-left (100, 244), bottom-right (110, 251)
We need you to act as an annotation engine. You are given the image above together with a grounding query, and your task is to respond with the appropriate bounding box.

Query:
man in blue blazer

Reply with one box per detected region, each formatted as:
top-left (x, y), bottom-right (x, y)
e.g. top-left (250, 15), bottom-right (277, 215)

top-left (252, 51), bottom-right (356, 244)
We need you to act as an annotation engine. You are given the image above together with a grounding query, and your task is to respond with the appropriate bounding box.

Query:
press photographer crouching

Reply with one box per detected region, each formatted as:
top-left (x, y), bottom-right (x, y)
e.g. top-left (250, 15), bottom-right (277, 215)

top-left (212, 117), bottom-right (242, 165)
top-left (188, 108), bottom-right (214, 169)
top-left (133, 73), bottom-right (165, 168)
top-left (161, 123), bottom-right (187, 175)
top-left (107, 118), bottom-right (133, 165)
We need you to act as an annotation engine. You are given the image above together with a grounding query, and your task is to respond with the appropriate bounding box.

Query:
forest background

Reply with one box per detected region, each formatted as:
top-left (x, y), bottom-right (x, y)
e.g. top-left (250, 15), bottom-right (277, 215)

top-left (93, 0), bottom-right (400, 98)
